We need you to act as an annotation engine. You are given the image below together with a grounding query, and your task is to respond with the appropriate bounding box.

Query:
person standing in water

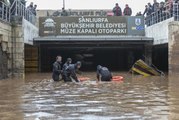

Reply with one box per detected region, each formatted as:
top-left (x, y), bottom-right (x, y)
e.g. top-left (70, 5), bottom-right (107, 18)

top-left (52, 56), bottom-right (62, 81)
top-left (63, 58), bottom-right (72, 71)
top-left (62, 58), bottom-right (72, 79)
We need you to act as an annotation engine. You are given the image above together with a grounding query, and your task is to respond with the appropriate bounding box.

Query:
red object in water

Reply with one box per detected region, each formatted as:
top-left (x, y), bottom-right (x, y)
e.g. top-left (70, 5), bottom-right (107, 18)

top-left (79, 77), bottom-right (90, 81)
top-left (112, 76), bottom-right (124, 81)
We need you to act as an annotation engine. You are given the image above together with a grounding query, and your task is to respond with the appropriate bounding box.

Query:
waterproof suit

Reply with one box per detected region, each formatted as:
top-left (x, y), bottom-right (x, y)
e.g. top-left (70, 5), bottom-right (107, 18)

top-left (97, 65), bottom-right (112, 81)
top-left (52, 61), bottom-right (62, 81)
top-left (63, 61), bottom-right (71, 72)
top-left (63, 64), bottom-right (80, 82)
top-left (62, 58), bottom-right (72, 79)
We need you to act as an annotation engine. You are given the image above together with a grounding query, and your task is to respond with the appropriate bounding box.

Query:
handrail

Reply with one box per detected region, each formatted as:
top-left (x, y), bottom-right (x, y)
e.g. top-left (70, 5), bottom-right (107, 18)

top-left (0, 0), bottom-right (37, 25)
top-left (145, 3), bottom-right (179, 26)
top-left (10, 0), bottom-right (37, 25)
top-left (0, 1), bottom-right (10, 22)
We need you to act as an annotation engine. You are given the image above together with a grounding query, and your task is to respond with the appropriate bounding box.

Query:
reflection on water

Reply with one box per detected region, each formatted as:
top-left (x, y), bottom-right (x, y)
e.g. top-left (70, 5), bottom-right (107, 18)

top-left (0, 72), bottom-right (179, 120)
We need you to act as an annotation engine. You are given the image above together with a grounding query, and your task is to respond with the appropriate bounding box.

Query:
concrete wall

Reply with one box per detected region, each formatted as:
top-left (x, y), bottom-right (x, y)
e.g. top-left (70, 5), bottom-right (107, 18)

top-left (145, 18), bottom-right (174, 45)
top-left (22, 19), bottom-right (39, 45)
top-left (0, 18), bottom-right (39, 79)
top-left (168, 21), bottom-right (179, 74)
top-left (10, 18), bottom-right (38, 78)
top-left (11, 25), bottom-right (25, 78)
top-left (0, 46), bottom-right (8, 79)
top-left (146, 19), bottom-right (179, 73)
top-left (0, 21), bottom-right (12, 79)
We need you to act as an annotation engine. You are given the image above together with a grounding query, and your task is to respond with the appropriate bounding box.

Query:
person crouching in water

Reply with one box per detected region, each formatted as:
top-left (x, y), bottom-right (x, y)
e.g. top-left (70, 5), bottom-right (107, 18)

top-left (62, 58), bottom-right (72, 79)
top-left (52, 56), bottom-right (62, 81)
top-left (63, 61), bottom-right (82, 82)
top-left (96, 65), bottom-right (112, 82)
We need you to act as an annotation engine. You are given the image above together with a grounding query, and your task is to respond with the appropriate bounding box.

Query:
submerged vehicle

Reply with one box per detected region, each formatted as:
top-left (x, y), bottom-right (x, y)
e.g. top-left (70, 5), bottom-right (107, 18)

top-left (131, 59), bottom-right (164, 76)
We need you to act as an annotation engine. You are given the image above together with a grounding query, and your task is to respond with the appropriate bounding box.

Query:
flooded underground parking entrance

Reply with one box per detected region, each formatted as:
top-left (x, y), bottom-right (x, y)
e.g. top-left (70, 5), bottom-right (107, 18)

top-left (0, 38), bottom-right (174, 120)
top-left (33, 37), bottom-right (154, 72)
top-left (1, 5), bottom-right (179, 120)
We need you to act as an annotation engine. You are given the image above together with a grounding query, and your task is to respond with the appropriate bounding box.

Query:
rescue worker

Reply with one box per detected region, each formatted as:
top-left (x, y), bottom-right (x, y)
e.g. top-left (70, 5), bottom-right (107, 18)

top-left (63, 58), bottom-right (72, 71)
top-left (52, 56), bottom-right (62, 81)
top-left (63, 61), bottom-right (82, 82)
top-left (96, 65), bottom-right (112, 82)
top-left (62, 58), bottom-right (72, 79)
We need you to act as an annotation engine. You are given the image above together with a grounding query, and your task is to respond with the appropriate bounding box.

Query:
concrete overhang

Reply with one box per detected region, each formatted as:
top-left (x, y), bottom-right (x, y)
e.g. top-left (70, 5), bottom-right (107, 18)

top-left (34, 36), bottom-right (153, 43)
top-left (33, 36), bottom-right (154, 49)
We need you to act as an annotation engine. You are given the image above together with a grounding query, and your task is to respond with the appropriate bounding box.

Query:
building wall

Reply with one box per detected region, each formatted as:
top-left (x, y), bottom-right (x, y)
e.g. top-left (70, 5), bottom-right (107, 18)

top-left (22, 19), bottom-right (39, 45)
top-left (168, 21), bottom-right (179, 74)
top-left (145, 18), bottom-right (174, 45)
top-left (11, 25), bottom-right (25, 78)
top-left (145, 18), bottom-right (179, 73)
top-left (0, 20), bottom-right (25, 79)
top-left (0, 21), bottom-right (11, 79)
top-left (0, 46), bottom-right (8, 79)
top-left (0, 18), bottom-right (39, 80)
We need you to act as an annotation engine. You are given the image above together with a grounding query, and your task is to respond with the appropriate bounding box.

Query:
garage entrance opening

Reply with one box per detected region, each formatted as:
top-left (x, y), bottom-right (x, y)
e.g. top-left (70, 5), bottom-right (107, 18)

top-left (33, 36), bottom-right (154, 73)
top-left (40, 46), bottom-right (144, 72)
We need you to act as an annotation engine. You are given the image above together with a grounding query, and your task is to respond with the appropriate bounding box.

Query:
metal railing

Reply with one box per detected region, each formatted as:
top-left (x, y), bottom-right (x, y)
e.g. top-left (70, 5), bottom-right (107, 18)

top-left (145, 3), bottom-right (179, 26)
top-left (0, 1), bottom-right (10, 22)
top-left (0, 0), bottom-right (37, 24)
top-left (10, 0), bottom-right (36, 25)
top-left (173, 3), bottom-right (179, 21)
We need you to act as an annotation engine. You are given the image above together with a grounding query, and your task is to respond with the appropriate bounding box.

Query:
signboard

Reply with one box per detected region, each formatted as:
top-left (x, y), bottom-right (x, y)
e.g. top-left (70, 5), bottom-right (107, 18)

top-left (39, 16), bottom-right (144, 36)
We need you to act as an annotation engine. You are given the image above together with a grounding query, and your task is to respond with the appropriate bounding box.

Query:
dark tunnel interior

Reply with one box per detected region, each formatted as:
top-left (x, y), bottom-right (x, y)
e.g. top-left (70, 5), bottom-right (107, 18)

top-left (40, 47), bottom-right (144, 72)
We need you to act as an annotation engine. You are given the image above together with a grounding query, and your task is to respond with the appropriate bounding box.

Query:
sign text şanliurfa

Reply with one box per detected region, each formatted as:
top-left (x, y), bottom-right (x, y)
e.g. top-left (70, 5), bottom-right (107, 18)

top-left (39, 16), bottom-right (128, 36)
top-left (60, 17), bottom-right (127, 35)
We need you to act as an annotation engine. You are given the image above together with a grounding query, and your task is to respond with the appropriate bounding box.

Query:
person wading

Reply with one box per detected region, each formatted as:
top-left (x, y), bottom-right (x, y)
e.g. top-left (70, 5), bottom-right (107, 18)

top-left (52, 56), bottom-right (62, 81)
top-left (63, 58), bottom-right (72, 70)
top-left (63, 61), bottom-right (82, 82)
top-left (96, 65), bottom-right (112, 82)
top-left (62, 58), bottom-right (72, 79)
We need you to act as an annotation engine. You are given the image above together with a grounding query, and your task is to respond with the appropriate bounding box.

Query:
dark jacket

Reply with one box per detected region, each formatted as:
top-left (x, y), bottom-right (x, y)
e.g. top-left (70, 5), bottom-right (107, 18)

top-left (62, 62), bottom-right (70, 71)
top-left (52, 61), bottom-right (62, 81)
top-left (61, 10), bottom-right (68, 16)
top-left (152, 2), bottom-right (159, 12)
top-left (143, 7), bottom-right (153, 16)
top-left (113, 6), bottom-right (122, 16)
top-left (64, 64), bottom-right (79, 82)
top-left (97, 66), bottom-right (112, 81)
top-left (123, 7), bottom-right (132, 16)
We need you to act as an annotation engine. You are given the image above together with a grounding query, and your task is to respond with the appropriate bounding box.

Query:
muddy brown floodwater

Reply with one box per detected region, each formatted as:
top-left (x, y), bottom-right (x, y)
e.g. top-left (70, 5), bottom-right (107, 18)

top-left (0, 72), bottom-right (179, 120)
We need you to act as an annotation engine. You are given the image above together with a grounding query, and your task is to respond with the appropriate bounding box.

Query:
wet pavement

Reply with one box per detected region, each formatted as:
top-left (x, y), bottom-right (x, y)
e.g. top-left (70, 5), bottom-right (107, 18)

top-left (0, 72), bottom-right (179, 120)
